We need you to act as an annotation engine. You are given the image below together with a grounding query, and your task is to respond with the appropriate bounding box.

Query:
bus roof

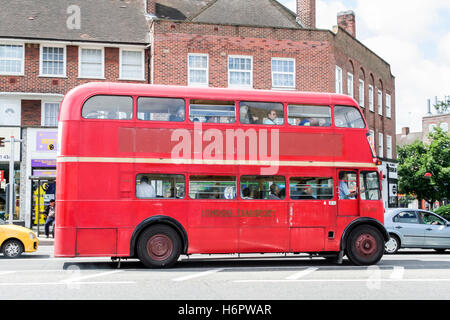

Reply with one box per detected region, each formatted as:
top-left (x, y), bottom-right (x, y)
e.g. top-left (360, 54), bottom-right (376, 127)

top-left (60, 82), bottom-right (359, 121)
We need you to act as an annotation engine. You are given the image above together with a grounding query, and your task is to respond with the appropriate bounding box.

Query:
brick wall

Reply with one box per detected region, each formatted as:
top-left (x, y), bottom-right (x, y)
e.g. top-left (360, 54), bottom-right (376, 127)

top-left (151, 20), bottom-right (396, 159)
top-left (21, 100), bottom-right (41, 127)
top-left (0, 44), bottom-right (149, 95)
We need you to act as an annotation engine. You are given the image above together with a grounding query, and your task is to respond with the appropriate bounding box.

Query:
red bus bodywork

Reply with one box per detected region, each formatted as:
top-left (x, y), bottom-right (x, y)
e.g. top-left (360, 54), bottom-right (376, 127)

top-left (55, 82), bottom-right (388, 264)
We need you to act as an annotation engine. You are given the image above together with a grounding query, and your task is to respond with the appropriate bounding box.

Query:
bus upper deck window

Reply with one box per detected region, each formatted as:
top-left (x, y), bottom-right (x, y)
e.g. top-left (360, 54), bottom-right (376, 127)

top-left (239, 102), bottom-right (284, 125)
top-left (137, 97), bottom-right (185, 122)
top-left (189, 100), bottom-right (235, 124)
top-left (334, 106), bottom-right (365, 128)
top-left (288, 105), bottom-right (331, 127)
top-left (82, 95), bottom-right (133, 120)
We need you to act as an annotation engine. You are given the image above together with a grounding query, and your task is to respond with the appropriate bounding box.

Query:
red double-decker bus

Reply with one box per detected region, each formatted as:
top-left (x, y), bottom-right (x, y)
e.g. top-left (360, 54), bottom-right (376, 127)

top-left (55, 82), bottom-right (389, 267)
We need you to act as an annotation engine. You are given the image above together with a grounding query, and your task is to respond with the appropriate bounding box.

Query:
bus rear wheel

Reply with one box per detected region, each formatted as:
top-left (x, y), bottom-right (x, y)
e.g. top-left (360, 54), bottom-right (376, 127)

top-left (136, 225), bottom-right (182, 268)
top-left (346, 225), bottom-right (384, 266)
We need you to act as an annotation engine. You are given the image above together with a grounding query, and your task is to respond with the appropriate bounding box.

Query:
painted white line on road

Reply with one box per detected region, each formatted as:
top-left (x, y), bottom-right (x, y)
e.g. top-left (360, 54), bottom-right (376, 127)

top-left (172, 268), bottom-right (224, 282)
top-left (0, 281), bottom-right (135, 286)
top-left (285, 267), bottom-right (318, 280)
top-left (234, 278), bottom-right (450, 283)
top-left (390, 266), bottom-right (404, 280)
top-left (0, 271), bottom-right (16, 276)
top-left (60, 270), bottom-right (123, 283)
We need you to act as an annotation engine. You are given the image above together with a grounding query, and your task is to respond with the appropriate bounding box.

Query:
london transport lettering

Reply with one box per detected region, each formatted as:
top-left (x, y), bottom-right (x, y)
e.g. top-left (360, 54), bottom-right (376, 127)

top-left (201, 208), bottom-right (276, 218)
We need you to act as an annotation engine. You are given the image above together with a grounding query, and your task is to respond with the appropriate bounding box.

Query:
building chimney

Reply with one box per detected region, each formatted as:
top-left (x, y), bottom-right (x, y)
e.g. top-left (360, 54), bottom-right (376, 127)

top-left (297, 0), bottom-right (316, 29)
top-left (337, 10), bottom-right (356, 37)
top-left (146, 0), bottom-right (156, 15)
top-left (402, 127), bottom-right (410, 136)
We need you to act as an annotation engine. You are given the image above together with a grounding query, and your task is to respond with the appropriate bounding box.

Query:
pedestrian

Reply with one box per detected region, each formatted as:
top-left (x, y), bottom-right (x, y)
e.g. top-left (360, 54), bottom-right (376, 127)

top-left (44, 199), bottom-right (56, 238)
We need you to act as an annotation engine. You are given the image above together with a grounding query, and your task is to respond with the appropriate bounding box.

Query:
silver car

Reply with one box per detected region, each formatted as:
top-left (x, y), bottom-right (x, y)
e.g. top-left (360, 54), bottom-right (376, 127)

top-left (384, 208), bottom-right (450, 254)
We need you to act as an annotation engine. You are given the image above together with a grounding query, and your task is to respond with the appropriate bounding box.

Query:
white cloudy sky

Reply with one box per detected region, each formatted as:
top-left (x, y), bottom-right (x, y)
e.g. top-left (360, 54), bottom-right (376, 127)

top-left (279, 0), bottom-right (450, 133)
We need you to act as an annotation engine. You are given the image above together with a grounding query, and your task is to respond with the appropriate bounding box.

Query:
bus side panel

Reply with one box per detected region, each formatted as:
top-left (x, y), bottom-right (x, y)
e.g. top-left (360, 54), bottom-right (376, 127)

top-left (76, 228), bottom-right (117, 256)
top-left (54, 227), bottom-right (76, 257)
top-left (290, 228), bottom-right (325, 252)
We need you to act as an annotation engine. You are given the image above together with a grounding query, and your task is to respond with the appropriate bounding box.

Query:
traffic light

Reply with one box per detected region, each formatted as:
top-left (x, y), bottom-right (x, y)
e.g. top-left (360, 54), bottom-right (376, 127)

top-left (0, 137), bottom-right (5, 147)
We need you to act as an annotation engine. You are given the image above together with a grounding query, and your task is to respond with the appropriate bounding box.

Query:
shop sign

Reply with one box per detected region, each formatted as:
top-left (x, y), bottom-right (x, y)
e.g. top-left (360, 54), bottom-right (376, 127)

top-left (31, 159), bottom-right (57, 168)
top-left (36, 131), bottom-right (58, 152)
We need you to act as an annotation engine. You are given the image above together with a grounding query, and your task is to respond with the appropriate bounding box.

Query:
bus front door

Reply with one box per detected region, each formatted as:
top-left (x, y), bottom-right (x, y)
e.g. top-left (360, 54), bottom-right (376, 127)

top-left (337, 170), bottom-right (359, 217)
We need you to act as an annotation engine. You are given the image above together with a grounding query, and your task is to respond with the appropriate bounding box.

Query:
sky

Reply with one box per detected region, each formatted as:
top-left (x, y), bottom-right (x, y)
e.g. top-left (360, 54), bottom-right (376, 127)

top-left (278, 0), bottom-right (450, 133)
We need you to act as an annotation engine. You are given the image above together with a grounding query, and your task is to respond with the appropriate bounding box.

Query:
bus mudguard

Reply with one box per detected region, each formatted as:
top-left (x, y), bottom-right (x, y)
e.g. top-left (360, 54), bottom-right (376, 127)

top-left (340, 217), bottom-right (390, 251)
top-left (129, 215), bottom-right (189, 257)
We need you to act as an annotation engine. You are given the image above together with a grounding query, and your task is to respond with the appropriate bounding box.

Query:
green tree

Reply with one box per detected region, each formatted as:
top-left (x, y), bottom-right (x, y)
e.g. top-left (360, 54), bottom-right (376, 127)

top-left (397, 127), bottom-right (450, 208)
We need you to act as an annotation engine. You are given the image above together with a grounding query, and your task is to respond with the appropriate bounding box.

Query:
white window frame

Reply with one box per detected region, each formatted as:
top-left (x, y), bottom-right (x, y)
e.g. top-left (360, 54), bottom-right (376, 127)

top-left (359, 79), bottom-right (365, 107)
top-left (347, 72), bottom-right (354, 98)
top-left (386, 135), bottom-right (392, 159)
top-left (0, 43), bottom-right (25, 76)
top-left (368, 85), bottom-right (374, 112)
top-left (335, 66), bottom-right (343, 94)
top-left (386, 93), bottom-right (392, 118)
top-left (378, 132), bottom-right (384, 158)
top-left (119, 48), bottom-right (145, 81)
top-left (271, 57), bottom-right (296, 90)
top-left (39, 44), bottom-right (67, 77)
top-left (188, 53), bottom-right (209, 87)
top-left (41, 101), bottom-right (61, 127)
top-left (78, 46), bottom-right (105, 79)
top-left (378, 90), bottom-right (383, 116)
top-left (228, 55), bottom-right (253, 89)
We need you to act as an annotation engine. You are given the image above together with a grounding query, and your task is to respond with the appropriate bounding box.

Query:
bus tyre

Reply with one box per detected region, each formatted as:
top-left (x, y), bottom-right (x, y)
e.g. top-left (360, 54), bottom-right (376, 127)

top-left (137, 225), bottom-right (181, 268)
top-left (346, 225), bottom-right (384, 266)
top-left (2, 239), bottom-right (24, 258)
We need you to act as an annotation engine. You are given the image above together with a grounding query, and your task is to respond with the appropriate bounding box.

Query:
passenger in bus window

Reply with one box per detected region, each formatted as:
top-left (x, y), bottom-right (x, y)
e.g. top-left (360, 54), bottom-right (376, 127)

top-left (268, 184), bottom-right (281, 200)
top-left (242, 187), bottom-right (253, 199)
top-left (263, 109), bottom-right (278, 125)
top-left (300, 184), bottom-right (317, 199)
top-left (339, 172), bottom-right (357, 200)
top-left (240, 105), bottom-right (259, 124)
top-left (209, 188), bottom-right (220, 199)
top-left (206, 116), bottom-right (219, 123)
top-left (136, 176), bottom-right (156, 199)
top-left (169, 107), bottom-right (185, 122)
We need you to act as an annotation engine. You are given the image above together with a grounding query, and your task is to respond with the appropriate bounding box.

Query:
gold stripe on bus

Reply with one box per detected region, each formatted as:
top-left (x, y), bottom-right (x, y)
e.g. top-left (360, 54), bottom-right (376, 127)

top-left (57, 156), bottom-right (377, 168)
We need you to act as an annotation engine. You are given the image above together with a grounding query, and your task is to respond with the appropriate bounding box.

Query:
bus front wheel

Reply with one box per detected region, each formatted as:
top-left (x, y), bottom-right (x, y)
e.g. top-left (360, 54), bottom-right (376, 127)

top-left (345, 225), bottom-right (384, 266)
top-left (136, 225), bottom-right (182, 268)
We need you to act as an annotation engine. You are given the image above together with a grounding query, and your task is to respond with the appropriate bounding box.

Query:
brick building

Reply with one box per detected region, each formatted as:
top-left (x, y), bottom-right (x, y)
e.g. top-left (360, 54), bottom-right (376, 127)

top-left (0, 0), bottom-right (397, 227)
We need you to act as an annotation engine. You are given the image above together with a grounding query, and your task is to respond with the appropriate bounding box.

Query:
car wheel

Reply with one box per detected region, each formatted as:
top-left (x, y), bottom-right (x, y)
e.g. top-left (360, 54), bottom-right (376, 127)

top-left (2, 239), bottom-right (24, 258)
top-left (136, 225), bottom-right (182, 268)
top-left (346, 225), bottom-right (384, 266)
top-left (384, 235), bottom-right (400, 254)
top-left (433, 249), bottom-right (447, 254)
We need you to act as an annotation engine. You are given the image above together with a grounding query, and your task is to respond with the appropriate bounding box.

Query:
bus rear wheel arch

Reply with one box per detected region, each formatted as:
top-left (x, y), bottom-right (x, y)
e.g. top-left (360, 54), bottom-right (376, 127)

top-left (345, 225), bottom-right (385, 266)
top-left (136, 224), bottom-right (182, 268)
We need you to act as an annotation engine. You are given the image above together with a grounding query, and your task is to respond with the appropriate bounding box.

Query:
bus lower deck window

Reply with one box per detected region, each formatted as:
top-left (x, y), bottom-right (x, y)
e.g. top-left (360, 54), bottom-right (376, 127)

top-left (189, 176), bottom-right (236, 199)
top-left (290, 177), bottom-right (333, 200)
top-left (240, 176), bottom-right (286, 200)
top-left (136, 174), bottom-right (185, 199)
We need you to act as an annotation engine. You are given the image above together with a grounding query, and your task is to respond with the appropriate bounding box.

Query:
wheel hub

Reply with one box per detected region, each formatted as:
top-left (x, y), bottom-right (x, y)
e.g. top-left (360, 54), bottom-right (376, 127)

top-left (355, 234), bottom-right (377, 257)
top-left (146, 234), bottom-right (173, 261)
top-left (5, 243), bottom-right (20, 257)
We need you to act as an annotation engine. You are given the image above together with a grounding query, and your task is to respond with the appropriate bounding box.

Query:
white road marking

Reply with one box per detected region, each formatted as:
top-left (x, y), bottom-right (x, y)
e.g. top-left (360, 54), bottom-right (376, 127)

top-left (234, 278), bottom-right (450, 283)
top-left (172, 268), bottom-right (224, 282)
top-left (390, 266), bottom-right (405, 280)
top-left (60, 270), bottom-right (123, 283)
top-left (0, 281), bottom-right (135, 286)
top-left (285, 267), bottom-right (318, 280)
top-left (0, 271), bottom-right (16, 276)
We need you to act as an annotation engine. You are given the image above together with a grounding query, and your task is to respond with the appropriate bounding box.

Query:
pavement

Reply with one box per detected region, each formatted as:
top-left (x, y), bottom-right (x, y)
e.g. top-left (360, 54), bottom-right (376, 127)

top-left (32, 226), bottom-right (54, 246)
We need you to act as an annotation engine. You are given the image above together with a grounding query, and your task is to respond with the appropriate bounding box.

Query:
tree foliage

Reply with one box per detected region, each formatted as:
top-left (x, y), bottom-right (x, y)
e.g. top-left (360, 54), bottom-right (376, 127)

top-left (398, 127), bottom-right (450, 205)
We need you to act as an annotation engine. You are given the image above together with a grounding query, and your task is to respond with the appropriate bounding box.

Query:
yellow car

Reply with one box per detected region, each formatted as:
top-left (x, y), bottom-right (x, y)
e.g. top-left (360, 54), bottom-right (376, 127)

top-left (0, 224), bottom-right (39, 258)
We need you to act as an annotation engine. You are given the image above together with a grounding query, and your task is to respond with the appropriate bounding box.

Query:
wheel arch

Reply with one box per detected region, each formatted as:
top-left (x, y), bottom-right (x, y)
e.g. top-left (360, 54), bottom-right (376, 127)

top-left (0, 237), bottom-right (25, 252)
top-left (129, 216), bottom-right (188, 257)
top-left (340, 217), bottom-right (390, 251)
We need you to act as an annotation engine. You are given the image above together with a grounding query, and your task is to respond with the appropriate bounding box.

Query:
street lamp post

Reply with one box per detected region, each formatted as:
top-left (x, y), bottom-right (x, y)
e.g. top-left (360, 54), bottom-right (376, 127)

top-left (4, 136), bottom-right (23, 225)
